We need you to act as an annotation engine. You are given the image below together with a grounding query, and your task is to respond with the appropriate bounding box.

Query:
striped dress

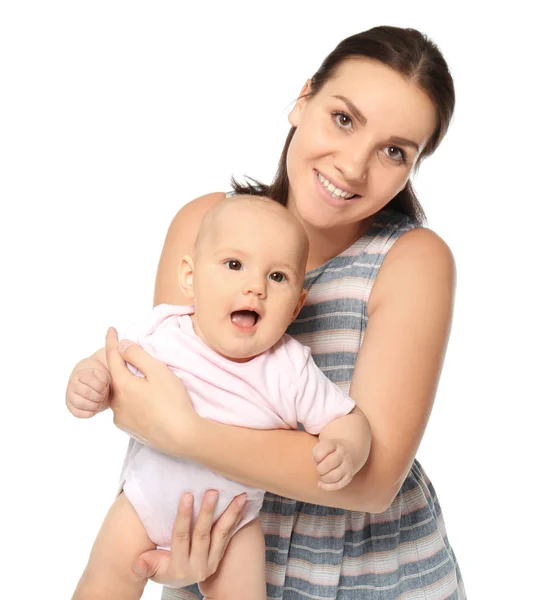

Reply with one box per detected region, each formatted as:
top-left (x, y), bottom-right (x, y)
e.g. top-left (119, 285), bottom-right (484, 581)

top-left (163, 208), bottom-right (466, 600)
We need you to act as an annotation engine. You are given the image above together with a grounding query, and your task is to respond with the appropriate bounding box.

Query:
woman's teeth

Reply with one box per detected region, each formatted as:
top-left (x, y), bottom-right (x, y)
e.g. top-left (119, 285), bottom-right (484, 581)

top-left (317, 172), bottom-right (356, 199)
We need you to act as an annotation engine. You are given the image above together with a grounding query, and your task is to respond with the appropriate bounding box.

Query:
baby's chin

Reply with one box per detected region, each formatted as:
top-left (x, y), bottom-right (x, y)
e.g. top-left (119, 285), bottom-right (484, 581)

top-left (212, 343), bottom-right (261, 363)
top-left (194, 327), bottom-right (259, 362)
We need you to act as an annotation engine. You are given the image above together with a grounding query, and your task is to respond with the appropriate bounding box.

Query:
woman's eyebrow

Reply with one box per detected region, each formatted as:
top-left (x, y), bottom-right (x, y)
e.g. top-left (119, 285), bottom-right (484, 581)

top-left (387, 136), bottom-right (420, 152)
top-left (333, 94), bottom-right (420, 152)
top-left (333, 95), bottom-right (367, 125)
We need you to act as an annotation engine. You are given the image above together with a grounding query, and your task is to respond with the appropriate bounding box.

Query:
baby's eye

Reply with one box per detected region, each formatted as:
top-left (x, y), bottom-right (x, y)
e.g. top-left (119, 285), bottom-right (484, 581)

top-left (269, 272), bottom-right (286, 283)
top-left (226, 260), bottom-right (242, 271)
top-left (332, 111), bottom-right (353, 130)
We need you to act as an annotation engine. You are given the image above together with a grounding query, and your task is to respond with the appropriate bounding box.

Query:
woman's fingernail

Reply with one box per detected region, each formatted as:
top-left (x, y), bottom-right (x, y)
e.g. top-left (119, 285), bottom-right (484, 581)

top-left (133, 562), bottom-right (146, 577)
top-left (237, 494), bottom-right (247, 507)
top-left (206, 490), bottom-right (218, 504)
top-left (182, 493), bottom-right (193, 507)
top-left (119, 340), bottom-right (134, 352)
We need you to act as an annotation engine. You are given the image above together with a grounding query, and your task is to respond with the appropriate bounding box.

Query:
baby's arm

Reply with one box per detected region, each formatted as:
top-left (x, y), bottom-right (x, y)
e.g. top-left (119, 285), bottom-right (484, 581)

top-left (293, 348), bottom-right (372, 492)
top-left (313, 406), bottom-right (371, 491)
top-left (72, 492), bottom-right (155, 600)
top-left (66, 348), bottom-right (111, 418)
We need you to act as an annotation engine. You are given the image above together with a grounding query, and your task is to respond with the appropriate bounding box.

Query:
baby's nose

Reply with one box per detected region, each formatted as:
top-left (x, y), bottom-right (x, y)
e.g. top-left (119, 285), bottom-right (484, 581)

top-left (243, 275), bottom-right (266, 296)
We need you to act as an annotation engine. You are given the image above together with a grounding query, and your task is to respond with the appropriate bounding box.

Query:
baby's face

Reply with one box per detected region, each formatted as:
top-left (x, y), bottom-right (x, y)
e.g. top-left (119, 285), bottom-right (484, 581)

top-left (186, 201), bottom-right (307, 361)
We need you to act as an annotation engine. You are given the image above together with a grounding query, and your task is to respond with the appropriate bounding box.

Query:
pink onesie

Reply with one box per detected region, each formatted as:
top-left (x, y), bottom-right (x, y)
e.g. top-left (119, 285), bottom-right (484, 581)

top-left (118, 304), bottom-right (355, 549)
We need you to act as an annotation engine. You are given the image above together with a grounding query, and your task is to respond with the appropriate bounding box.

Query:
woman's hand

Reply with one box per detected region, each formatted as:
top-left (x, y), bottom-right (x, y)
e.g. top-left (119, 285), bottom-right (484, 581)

top-left (133, 490), bottom-right (248, 588)
top-left (104, 327), bottom-right (199, 456)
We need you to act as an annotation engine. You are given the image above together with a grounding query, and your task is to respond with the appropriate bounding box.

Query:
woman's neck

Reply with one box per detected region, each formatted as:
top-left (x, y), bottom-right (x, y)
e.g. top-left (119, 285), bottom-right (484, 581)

top-left (304, 218), bottom-right (373, 272)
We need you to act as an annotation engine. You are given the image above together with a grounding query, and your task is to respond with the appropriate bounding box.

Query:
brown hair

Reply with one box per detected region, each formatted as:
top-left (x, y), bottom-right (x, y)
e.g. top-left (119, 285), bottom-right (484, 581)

top-left (231, 26), bottom-right (455, 224)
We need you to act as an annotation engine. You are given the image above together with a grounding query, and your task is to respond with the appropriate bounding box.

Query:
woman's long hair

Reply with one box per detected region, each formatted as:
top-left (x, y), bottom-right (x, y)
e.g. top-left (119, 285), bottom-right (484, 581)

top-left (231, 26), bottom-right (455, 223)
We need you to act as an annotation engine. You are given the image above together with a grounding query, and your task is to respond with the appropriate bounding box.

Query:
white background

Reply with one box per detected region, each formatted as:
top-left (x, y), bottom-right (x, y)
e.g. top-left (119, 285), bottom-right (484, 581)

top-left (1, 1), bottom-right (540, 598)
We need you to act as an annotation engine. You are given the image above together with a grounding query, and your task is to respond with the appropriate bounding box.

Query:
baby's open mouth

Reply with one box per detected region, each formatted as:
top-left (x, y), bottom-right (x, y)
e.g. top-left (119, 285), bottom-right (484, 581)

top-left (231, 310), bottom-right (260, 328)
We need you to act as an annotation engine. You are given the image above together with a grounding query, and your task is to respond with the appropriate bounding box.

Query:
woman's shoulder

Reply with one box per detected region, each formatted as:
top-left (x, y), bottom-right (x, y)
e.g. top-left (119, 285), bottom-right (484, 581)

top-left (368, 223), bottom-right (455, 314)
top-left (154, 192), bottom-right (227, 305)
top-left (387, 224), bottom-right (454, 265)
top-left (171, 191), bottom-right (227, 224)
top-left (164, 191), bottom-right (226, 240)
top-left (368, 208), bottom-right (452, 263)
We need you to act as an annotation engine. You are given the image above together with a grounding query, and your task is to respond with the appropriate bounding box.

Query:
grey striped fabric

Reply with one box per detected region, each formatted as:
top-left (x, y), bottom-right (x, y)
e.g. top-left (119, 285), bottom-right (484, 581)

top-left (162, 208), bottom-right (466, 600)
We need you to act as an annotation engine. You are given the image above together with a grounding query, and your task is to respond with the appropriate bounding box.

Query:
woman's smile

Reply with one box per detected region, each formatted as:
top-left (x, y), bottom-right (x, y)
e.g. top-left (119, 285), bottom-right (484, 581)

top-left (286, 58), bottom-right (437, 238)
top-left (315, 170), bottom-right (359, 200)
top-left (313, 169), bottom-right (362, 209)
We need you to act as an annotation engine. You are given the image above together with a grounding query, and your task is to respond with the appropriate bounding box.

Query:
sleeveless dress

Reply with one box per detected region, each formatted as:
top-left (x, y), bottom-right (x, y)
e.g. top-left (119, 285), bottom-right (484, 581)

top-left (163, 208), bottom-right (466, 600)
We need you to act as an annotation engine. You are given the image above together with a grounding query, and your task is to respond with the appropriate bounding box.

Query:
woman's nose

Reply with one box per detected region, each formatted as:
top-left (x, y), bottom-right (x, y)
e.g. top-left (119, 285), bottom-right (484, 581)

top-left (333, 143), bottom-right (370, 184)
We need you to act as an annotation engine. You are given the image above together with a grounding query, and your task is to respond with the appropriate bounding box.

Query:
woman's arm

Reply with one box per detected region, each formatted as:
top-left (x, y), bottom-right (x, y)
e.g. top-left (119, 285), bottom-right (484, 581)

top-left (182, 229), bottom-right (455, 512)
top-left (110, 212), bottom-right (455, 514)
top-left (179, 227), bottom-right (455, 513)
top-left (346, 227), bottom-right (456, 508)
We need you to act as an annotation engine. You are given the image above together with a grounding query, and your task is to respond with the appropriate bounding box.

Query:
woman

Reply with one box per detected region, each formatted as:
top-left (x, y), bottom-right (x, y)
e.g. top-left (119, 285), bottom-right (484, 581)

top-left (105, 25), bottom-right (466, 599)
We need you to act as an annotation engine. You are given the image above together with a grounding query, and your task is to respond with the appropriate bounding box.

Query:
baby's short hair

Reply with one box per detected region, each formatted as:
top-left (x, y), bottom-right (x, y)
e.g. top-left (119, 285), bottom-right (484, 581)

top-left (194, 195), bottom-right (309, 269)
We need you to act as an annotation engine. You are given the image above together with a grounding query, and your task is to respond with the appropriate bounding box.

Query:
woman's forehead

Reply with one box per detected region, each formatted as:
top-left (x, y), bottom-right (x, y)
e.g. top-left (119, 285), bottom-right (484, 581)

top-left (319, 58), bottom-right (437, 142)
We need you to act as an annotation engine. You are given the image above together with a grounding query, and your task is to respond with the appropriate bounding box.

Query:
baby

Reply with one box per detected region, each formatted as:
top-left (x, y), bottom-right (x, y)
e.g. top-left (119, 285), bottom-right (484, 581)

top-left (67, 196), bottom-right (371, 599)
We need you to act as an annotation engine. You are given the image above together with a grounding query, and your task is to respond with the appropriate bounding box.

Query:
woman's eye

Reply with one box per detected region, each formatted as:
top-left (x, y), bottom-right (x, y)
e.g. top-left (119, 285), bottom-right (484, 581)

top-left (332, 111), bottom-right (353, 130)
top-left (384, 146), bottom-right (407, 163)
top-left (226, 260), bottom-right (242, 271)
top-left (270, 272), bottom-right (286, 283)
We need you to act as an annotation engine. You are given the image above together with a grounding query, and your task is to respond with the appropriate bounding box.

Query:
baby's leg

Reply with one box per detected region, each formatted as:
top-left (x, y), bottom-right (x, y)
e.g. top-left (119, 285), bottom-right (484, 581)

top-left (198, 517), bottom-right (266, 600)
top-left (72, 492), bottom-right (155, 600)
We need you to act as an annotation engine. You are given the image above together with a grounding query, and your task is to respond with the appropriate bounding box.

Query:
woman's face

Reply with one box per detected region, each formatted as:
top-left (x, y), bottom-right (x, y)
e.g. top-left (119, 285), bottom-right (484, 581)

top-left (286, 58), bottom-right (437, 235)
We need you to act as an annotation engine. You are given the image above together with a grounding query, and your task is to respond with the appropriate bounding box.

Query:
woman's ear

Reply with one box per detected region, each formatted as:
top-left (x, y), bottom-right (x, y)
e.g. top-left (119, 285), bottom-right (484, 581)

top-left (179, 255), bottom-right (196, 299)
top-left (288, 79), bottom-right (312, 128)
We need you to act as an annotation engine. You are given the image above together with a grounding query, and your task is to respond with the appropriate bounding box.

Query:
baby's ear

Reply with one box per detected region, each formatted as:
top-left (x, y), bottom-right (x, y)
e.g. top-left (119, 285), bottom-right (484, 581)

top-left (291, 288), bottom-right (308, 322)
top-left (179, 255), bottom-right (195, 299)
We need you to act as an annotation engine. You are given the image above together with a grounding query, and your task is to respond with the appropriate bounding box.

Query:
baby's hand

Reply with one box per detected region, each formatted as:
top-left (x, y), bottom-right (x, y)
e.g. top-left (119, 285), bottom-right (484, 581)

top-left (66, 359), bottom-right (111, 418)
top-left (312, 439), bottom-right (354, 491)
